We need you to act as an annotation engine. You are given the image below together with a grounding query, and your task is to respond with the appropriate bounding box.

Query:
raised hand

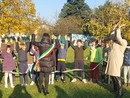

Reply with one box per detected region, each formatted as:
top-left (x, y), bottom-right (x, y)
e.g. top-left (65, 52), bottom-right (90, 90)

top-left (74, 38), bottom-right (77, 42)
top-left (29, 35), bottom-right (32, 41)
top-left (119, 24), bottom-right (126, 29)
top-left (14, 36), bottom-right (18, 42)
top-left (51, 34), bottom-right (55, 39)
top-left (58, 35), bottom-right (61, 40)
top-left (113, 22), bottom-right (119, 30)
top-left (82, 38), bottom-right (86, 42)
top-left (34, 30), bottom-right (38, 35)
top-left (5, 38), bottom-right (8, 44)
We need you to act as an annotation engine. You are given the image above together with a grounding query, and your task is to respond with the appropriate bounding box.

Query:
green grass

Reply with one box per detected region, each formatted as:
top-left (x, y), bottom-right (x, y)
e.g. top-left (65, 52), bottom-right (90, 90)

top-left (0, 47), bottom-right (130, 98)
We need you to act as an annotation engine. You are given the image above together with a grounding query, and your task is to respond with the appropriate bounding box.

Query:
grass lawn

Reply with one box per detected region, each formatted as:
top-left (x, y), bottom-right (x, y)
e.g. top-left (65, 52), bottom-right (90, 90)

top-left (0, 48), bottom-right (130, 98)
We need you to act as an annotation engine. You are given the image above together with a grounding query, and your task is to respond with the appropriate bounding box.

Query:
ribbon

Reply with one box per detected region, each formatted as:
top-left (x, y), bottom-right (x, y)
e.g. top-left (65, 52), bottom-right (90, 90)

top-left (52, 58), bottom-right (105, 74)
top-left (34, 41), bottom-right (56, 71)
top-left (0, 55), bottom-right (106, 75)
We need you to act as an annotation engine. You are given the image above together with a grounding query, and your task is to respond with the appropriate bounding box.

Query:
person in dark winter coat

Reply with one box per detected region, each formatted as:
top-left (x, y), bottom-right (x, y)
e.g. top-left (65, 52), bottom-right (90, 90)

top-left (31, 33), bottom-right (55, 95)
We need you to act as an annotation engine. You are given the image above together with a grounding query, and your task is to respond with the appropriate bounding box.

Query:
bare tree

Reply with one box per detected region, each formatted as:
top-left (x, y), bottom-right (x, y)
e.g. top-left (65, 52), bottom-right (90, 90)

top-left (53, 16), bottom-right (84, 35)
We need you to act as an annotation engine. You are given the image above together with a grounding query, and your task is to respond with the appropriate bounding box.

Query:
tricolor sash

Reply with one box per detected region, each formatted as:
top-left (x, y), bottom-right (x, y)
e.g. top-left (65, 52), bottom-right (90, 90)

top-left (34, 41), bottom-right (56, 71)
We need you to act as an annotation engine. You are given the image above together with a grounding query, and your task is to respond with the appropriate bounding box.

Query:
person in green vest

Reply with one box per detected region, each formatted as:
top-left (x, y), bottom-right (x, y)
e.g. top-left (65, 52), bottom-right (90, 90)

top-left (86, 39), bottom-right (103, 83)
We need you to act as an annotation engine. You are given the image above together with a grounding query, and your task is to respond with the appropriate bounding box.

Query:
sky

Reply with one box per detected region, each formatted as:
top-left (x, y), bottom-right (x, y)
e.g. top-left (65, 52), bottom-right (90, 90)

top-left (33, 0), bottom-right (107, 24)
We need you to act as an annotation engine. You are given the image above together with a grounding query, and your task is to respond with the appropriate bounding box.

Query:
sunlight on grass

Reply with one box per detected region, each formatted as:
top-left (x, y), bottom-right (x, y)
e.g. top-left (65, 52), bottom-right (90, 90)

top-left (0, 47), bottom-right (130, 98)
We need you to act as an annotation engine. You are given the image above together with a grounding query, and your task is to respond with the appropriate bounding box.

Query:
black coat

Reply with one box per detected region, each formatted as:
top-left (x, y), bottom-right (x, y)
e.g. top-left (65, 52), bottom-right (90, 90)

top-left (31, 34), bottom-right (54, 73)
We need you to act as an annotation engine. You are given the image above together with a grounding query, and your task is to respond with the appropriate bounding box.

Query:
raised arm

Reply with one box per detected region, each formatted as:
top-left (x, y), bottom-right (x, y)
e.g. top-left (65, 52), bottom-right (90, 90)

top-left (55, 39), bottom-right (61, 49)
top-left (16, 42), bottom-right (19, 52)
top-left (86, 47), bottom-right (91, 61)
top-left (10, 44), bottom-right (14, 52)
top-left (1, 44), bottom-right (7, 58)
top-left (30, 48), bottom-right (35, 55)
top-left (64, 40), bottom-right (68, 50)
top-left (31, 34), bottom-right (40, 47)
top-left (64, 35), bottom-right (68, 50)
top-left (83, 41), bottom-right (87, 50)
top-left (1, 44), bottom-right (7, 52)
top-left (116, 26), bottom-right (127, 46)
top-left (70, 40), bottom-right (76, 49)
top-left (26, 42), bottom-right (31, 52)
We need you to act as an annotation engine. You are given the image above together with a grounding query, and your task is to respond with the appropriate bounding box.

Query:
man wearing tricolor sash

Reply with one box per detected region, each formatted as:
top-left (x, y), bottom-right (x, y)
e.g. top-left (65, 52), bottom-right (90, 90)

top-left (31, 32), bottom-right (55, 96)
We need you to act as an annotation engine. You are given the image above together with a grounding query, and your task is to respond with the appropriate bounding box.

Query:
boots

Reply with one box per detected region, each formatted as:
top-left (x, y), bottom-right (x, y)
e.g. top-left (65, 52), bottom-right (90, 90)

top-left (116, 90), bottom-right (123, 98)
top-left (111, 76), bottom-right (118, 93)
top-left (44, 89), bottom-right (49, 96)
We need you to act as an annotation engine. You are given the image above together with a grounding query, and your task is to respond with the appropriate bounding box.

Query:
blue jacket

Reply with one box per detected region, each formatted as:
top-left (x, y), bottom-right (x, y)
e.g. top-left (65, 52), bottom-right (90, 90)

top-left (124, 49), bottom-right (130, 66)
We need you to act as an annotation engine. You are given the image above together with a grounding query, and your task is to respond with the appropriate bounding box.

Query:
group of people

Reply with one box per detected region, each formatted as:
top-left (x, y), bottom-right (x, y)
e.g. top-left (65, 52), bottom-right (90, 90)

top-left (0, 23), bottom-right (130, 98)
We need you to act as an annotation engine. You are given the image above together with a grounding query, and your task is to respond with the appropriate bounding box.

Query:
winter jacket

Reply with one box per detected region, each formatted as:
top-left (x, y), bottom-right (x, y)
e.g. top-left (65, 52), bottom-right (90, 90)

top-left (31, 34), bottom-right (54, 73)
